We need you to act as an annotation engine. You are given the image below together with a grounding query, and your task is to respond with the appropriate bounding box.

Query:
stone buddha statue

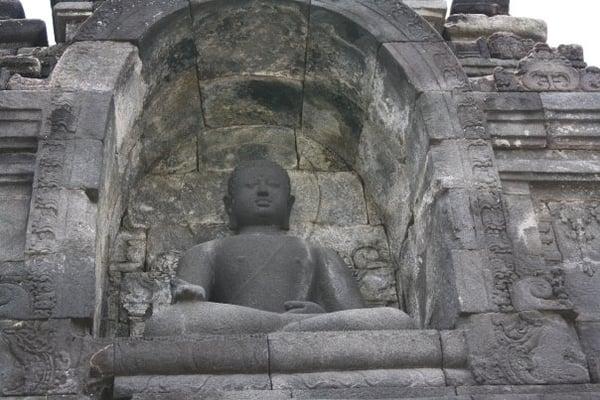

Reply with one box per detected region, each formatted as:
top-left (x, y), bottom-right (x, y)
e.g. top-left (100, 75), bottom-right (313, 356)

top-left (145, 160), bottom-right (414, 336)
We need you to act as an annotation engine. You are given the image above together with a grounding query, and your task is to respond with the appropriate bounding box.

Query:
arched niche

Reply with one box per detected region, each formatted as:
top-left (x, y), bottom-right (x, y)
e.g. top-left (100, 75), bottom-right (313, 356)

top-left (68, 0), bottom-right (480, 334)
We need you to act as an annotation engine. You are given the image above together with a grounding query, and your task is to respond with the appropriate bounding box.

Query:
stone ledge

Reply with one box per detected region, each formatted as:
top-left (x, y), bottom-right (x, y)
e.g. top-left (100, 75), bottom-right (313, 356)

top-left (444, 14), bottom-right (547, 42)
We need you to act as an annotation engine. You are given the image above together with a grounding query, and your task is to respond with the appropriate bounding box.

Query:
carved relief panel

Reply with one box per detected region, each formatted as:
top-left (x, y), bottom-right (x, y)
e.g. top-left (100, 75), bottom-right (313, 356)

top-left (532, 183), bottom-right (600, 316)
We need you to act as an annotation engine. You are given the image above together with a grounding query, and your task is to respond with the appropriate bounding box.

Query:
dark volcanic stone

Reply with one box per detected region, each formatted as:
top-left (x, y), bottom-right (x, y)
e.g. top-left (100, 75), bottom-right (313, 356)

top-left (0, 0), bottom-right (25, 19)
top-left (0, 19), bottom-right (47, 48)
top-left (450, 0), bottom-right (509, 16)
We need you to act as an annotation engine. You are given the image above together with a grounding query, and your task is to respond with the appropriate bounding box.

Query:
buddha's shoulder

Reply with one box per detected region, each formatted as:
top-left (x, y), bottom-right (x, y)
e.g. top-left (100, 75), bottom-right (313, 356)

top-left (181, 239), bottom-right (221, 258)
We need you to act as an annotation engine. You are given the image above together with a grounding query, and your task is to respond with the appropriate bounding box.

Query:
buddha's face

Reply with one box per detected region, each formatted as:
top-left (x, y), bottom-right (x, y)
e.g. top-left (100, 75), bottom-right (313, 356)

top-left (225, 164), bottom-right (294, 231)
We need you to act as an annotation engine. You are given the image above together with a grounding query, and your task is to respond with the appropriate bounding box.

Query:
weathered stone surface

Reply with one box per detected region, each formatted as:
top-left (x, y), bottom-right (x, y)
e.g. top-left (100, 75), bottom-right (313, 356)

top-left (457, 384), bottom-right (600, 397)
top-left (288, 171), bottom-right (368, 226)
top-left (0, 319), bottom-right (93, 396)
top-left (92, 335), bottom-right (269, 376)
top-left (558, 44), bottom-right (586, 69)
top-left (269, 330), bottom-right (442, 373)
top-left (131, 391), bottom-right (292, 400)
top-left (201, 77), bottom-right (303, 128)
top-left (139, 69), bottom-right (203, 171)
top-left (75, 0), bottom-right (189, 43)
top-left (483, 92), bottom-right (547, 149)
top-left (0, 0), bottom-right (25, 20)
top-left (0, 182), bottom-right (31, 262)
top-left (578, 320), bottom-right (600, 383)
top-left (541, 92), bottom-right (600, 149)
top-left (488, 32), bottom-right (535, 60)
top-left (403, 0), bottom-right (448, 32)
top-left (0, 19), bottom-right (47, 48)
top-left (51, 41), bottom-right (141, 92)
top-left (313, 0), bottom-right (442, 43)
top-left (380, 41), bottom-right (470, 93)
top-left (191, 0), bottom-right (309, 81)
top-left (114, 375), bottom-right (271, 399)
top-left (53, 1), bottom-right (94, 43)
top-left (465, 312), bottom-right (589, 385)
top-left (0, 55), bottom-right (41, 77)
top-left (272, 368), bottom-right (445, 390)
top-left (450, 0), bottom-right (509, 16)
top-left (128, 171), bottom-right (228, 229)
top-left (292, 386), bottom-right (459, 399)
top-left (201, 126), bottom-right (298, 172)
top-left (444, 14), bottom-right (547, 42)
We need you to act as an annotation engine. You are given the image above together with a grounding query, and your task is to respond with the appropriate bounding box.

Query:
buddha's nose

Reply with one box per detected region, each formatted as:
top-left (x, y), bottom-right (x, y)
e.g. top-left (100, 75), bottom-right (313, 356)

top-left (257, 186), bottom-right (269, 197)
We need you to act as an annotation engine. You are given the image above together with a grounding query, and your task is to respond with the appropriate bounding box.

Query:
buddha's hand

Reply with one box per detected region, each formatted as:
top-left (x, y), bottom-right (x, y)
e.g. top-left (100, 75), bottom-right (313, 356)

top-left (284, 301), bottom-right (326, 314)
top-left (172, 280), bottom-right (206, 303)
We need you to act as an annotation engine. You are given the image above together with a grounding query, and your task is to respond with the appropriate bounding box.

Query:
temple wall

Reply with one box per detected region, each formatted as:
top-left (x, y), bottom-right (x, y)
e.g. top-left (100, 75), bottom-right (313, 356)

top-left (0, 0), bottom-right (600, 398)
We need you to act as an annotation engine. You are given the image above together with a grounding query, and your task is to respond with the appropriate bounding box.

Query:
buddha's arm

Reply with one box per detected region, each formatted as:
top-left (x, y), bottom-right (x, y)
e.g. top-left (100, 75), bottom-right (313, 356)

top-left (314, 247), bottom-right (365, 311)
top-left (173, 241), bottom-right (216, 302)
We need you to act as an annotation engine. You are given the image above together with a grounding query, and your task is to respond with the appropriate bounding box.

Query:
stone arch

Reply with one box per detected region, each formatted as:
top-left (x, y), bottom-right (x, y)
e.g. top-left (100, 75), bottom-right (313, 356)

top-left (54, 0), bottom-right (484, 333)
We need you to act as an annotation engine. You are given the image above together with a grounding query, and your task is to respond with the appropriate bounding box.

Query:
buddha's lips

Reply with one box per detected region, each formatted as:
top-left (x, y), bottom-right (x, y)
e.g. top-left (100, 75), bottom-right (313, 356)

top-left (256, 199), bottom-right (271, 207)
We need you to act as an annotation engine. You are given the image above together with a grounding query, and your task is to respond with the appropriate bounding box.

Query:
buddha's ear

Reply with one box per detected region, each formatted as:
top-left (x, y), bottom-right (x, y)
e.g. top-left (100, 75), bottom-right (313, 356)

top-left (288, 195), bottom-right (296, 211)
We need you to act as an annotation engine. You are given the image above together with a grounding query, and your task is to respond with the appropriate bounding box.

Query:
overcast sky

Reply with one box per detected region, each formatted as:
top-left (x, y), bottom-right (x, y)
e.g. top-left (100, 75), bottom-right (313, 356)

top-left (19, 0), bottom-right (600, 67)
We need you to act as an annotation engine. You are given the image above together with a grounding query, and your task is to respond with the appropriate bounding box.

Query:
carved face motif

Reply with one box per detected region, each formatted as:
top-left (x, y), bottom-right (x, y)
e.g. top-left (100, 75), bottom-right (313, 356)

top-left (225, 164), bottom-right (294, 231)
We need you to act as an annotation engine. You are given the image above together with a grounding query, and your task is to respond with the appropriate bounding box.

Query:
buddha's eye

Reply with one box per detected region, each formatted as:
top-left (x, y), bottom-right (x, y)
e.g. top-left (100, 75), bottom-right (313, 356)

top-left (245, 182), bottom-right (257, 188)
top-left (268, 181), bottom-right (281, 188)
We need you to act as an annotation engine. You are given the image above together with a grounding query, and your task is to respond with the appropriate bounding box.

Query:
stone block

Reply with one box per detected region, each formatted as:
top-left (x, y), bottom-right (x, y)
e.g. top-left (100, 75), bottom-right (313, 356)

top-left (541, 92), bottom-right (600, 150)
top-left (484, 92), bottom-right (547, 149)
top-left (67, 139), bottom-right (103, 190)
top-left (380, 42), bottom-right (470, 92)
top-left (51, 41), bottom-right (140, 92)
top-left (92, 335), bottom-right (269, 377)
top-left (288, 171), bottom-right (368, 226)
top-left (151, 136), bottom-right (197, 175)
top-left (45, 91), bottom-right (114, 141)
top-left (488, 32), bottom-right (535, 60)
top-left (451, 250), bottom-right (494, 314)
top-left (201, 126), bottom-right (298, 172)
top-left (296, 135), bottom-right (350, 172)
top-left (312, 0), bottom-right (442, 44)
top-left (578, 320), bottom-right (600, 382)
top-left (268, 330), bottom-right (442, 373)
top-left (201, 77), bottom-right (303, 128)
top-left (0, 181), bottom-right (31, 262)
top-left (403, 0), bottom-right (448, 32)
top-left (75, 0), bottom-right (189, 44)
top-left (0, 0), bottom-right (25, 20)
top-left (131, 391), bottom-right (292, 400)
top-left (0, 319), bottom-right (92, 396)
top-left (444, 14), bottom-right (547, 42)
top-left (450, 0), bottom-right (509, 16)
top-left (114, 375), bottom-right (271, 399)
top-left (292, 386), bottom-right (458, 399)
top-left (272, 368), bottom-right (445, 390)
top-left (191, 0), bottom-right (309, 81)
top-left (465, 312), bottom-right (590, 385)
top-left (140, 69), bottom-right (203, 171)
top-left (0, 55), bottom-right (41, 77)
top-left (53, 1), bottom-right (94, 43)
top-left (127, 171), bottom-right (228, 229)
top-left (0, 19), bottom-right (47, 48)
top-left (458, 384), bottom-right (600, 397)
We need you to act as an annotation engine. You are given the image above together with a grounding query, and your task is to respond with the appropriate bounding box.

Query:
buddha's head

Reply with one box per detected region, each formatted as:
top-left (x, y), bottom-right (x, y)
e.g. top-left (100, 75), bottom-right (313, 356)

top-left (224, 160), bottom-right (295, 232)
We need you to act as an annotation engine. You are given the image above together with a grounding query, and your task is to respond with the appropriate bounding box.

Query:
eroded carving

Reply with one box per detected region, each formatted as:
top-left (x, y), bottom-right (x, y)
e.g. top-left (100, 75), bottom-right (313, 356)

top-left (0, 321), bottom-right (72, 396)
top-left (495, 43), bottom-right (600, 92)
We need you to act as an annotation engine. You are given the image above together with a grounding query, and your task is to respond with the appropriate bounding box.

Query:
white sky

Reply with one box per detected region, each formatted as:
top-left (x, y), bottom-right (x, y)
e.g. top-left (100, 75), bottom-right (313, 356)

top-left (19, 0), bottom-right (600, 66)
